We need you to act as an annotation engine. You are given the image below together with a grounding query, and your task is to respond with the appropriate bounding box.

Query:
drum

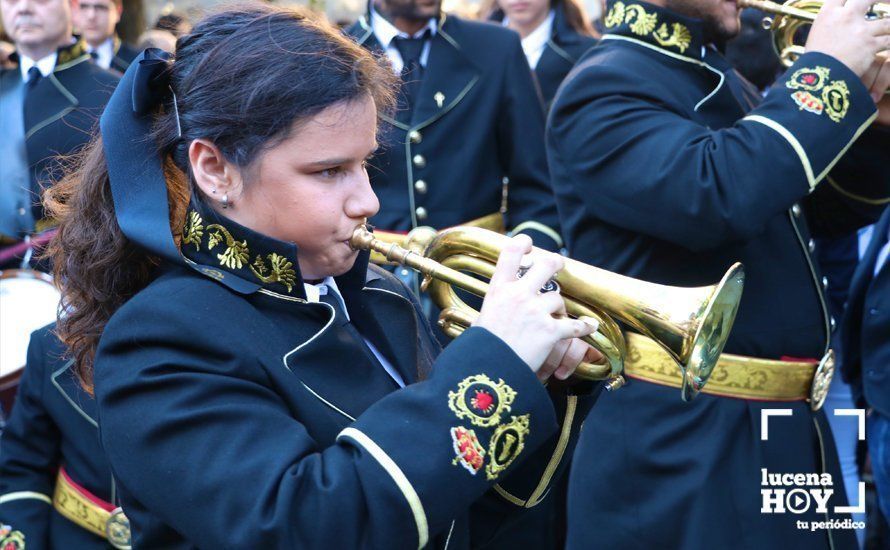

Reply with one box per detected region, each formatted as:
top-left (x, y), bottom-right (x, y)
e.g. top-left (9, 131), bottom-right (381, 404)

top-left (0, 269), bottom-right (61, 414)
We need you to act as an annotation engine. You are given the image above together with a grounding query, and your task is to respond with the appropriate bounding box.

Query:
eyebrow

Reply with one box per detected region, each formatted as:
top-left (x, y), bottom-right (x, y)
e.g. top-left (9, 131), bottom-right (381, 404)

top-left (304, 145), bottom-right (379, 168)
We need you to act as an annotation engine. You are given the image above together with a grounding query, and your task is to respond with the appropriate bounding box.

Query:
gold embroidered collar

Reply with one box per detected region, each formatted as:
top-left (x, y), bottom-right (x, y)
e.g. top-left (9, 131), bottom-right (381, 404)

top-left (179, 200), bottom-right (304, 297)
top-left (602, 0), bottom-right (704, 57)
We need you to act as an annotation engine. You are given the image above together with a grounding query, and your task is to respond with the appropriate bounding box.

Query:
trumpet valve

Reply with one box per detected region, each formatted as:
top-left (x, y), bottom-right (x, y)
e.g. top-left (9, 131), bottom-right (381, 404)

top-left (604, 375), bottom-right (626, 392)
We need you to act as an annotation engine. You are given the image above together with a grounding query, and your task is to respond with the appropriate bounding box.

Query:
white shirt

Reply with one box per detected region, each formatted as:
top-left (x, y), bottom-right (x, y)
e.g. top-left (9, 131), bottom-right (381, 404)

top-left (86, 38), bottom-right (115, 70)
top-left (19, 52), bottom-right (58, 82)
top-left (874, 224), bottom-right (890, 276)
top-left (304, 277), bottom-right (406, 388)
top-left (370, 7), bottom-right (438, 74)
top-left (504, 10), bottom-right (554, 70)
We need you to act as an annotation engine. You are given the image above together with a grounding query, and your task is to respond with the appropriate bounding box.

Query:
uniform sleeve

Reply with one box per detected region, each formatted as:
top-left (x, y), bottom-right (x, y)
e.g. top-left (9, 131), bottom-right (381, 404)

top-left (470, 381), bottom-right (599, 545)
top-left (547, 51), bottom-right (879, 252)
top-left (0, 329), bottom-right (61, 548)
top-left (802, 124), bottom-right (890, 238)
top-left (95, 304), bottom-right (561, 549)
top-left (497, 34), bottom-right (564, 252)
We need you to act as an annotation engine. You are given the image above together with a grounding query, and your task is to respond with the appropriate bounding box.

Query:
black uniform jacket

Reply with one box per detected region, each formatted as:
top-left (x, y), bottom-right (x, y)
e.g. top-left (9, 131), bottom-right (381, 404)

top-left (547, 2), bottom-right (890, 548)
top-left (345, 14), bottom-right (563, 251)
top-left (93, 199), bottom-right (596, 548)
top-left (0, 325), bottom-right (117, 549)
top-left (840, 207), bottom-right (890, 418)
top-left (490, 5), bottom-right (597, 108)
top-left (1, 40), bottom-right (119, 229)
top-left (110, 37), bottom-right (139, 74)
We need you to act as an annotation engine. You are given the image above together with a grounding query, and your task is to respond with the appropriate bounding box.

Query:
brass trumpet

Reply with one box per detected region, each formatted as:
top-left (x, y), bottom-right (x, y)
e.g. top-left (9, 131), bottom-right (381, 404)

top-left (739, 0), bottom-right (890, 67)
top-left (350, 224), bottom-right (745, 400)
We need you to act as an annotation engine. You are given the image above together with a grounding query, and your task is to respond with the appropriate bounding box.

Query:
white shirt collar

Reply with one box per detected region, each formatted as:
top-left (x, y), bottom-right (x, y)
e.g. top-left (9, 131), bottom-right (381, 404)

top-left (508, 10), bottom-right (554, 70)
top-left (87, 37), bottom-right (115, 70)
top-left (304, 277), bottom-right (349, 320)
top-left (19, 52), bottom-right (58, 81)
top-left (369, 7), bottom-right (438, 51)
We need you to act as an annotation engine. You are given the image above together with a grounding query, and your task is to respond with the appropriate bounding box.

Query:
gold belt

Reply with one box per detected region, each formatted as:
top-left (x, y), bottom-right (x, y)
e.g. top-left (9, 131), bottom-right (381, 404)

top-left (53, 468), bottom-right (131, 549)
top-left (623, 333), bottom-right (835, 410)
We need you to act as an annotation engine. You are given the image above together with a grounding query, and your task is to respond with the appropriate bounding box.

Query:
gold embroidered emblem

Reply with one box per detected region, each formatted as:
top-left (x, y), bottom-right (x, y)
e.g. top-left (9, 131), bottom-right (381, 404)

top-left (653, 22), bottom-right (692, 53)
top-left (182, 211), bottom-right (204, 251)
top-left (604, 1), bottom-right (626, 27)
top-left (821, 80), bottom-right (850, 123)
top-left (448, 374), bottom-right (516, 428)
top-left (485, 415), bottom-right (530, 480)
top-left (786, 66), bottom-right (830, 92)
top-left (791, 90), bottom-right (824, 116)
top-left (249, 252), bottom-right (297, 293)
top-left (56, 40), bottom-right (87, 66)
top-left (450, 426), bottom-right (486, 475)
top-left (206, 224), bottom-right (250, 269)
top-left (809, 351), bottom-right (835, 411)
top-left (0, 524), bottom-right (25, 550)
top-left (625, 4), bottom-right (658, 35)
top-left (604, 3), bottom-right (692, 53)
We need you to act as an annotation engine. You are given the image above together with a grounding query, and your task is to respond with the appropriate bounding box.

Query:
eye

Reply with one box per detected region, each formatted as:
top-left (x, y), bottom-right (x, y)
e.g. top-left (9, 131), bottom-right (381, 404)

top-left (318, 166), bottom-right (344, 179)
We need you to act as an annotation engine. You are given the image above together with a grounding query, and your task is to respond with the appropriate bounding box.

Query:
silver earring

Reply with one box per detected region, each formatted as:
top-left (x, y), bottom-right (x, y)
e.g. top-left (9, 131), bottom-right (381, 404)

top-left (222, 193), bottom-right (229, 209)
top-left (211, 188), bottom-right (217, 194)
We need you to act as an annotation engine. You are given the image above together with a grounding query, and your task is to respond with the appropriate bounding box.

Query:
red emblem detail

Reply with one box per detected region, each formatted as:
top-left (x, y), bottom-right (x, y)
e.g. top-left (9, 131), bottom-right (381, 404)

top-left (471, 390), bottom-right (494, 412)
top-left (451, 426), bottom-right (485, 474)
top-left (802, 74), bottom-right (817, 85)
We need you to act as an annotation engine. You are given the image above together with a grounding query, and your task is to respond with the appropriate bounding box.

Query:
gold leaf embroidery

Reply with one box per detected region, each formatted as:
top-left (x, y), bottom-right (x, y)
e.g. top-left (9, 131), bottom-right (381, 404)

top-left (654, 22), bottom-right (692, 53)
top-left (249, 253), bottom-right (297, 293)
top-left (206, 224), bottom-right (249, 270)
top-left (604, 1), bottom-right (626, 27)
top-left (625, 4), bottom-right (658, 36)
top-left (182, 211), bottom-right (204, 251)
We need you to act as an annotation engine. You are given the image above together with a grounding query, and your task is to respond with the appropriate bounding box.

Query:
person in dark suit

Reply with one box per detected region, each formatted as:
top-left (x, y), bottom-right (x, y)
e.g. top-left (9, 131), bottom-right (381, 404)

top-left (0, 0), bottom-right (119, 265)
top-left (0, 325), bottom-right (127, 549)
top-left (74, 0), bottom-right (138, 73)
top-left (43, 6), bottom-right (603, 548)
top-left (488, 0), bottom-right (597, 108)
top-left (547, 0), bottom-right (890, 547)
top-left (840, 206), bottom-right (890, 527)
top-left (344, 0), bottom-right (563, 254)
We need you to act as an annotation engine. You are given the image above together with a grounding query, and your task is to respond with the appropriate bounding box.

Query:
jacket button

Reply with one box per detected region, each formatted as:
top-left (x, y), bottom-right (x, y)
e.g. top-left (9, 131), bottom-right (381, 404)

top-left (808, 239), bottom-right (816, 253)
top-left (414, 179), bottom-right (427, 194)
top-left (822, 276), bottom-right (829, 290)
top-left (830, 316), bottom-right (836, 331)
top-left (413, 154), bottom-right (426, 168)
top-left (415, 207), bottom-right (428, 221)
top-left (870, 308), bottom-right (880, 316)
top-left (17, 208), bottom-right (25, 216)
top-left (791, 204), bottom-right (802, 217)
top-left (409, 130), bottom-right (422, 144)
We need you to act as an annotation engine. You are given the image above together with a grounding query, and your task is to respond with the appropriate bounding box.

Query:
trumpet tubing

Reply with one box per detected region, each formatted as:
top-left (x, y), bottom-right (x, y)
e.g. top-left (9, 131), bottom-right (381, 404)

top-left (739, 0), bottom-right (890, 67)
top-left (350, 224), bottom-right (745, 400)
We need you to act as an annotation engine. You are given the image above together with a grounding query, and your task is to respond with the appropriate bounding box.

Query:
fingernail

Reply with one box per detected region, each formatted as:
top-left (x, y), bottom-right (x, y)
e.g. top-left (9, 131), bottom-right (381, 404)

top-left (872, 92), bottom-right (882, 103)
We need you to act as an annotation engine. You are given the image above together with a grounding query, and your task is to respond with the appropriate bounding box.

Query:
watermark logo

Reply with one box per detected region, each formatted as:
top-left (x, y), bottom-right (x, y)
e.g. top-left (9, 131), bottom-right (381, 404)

top-left (759, 408), bottom-right (867, 531)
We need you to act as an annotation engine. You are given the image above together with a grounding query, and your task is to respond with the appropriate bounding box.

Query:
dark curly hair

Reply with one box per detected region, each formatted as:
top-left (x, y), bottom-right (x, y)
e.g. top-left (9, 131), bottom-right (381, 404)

top-left (44, 3), bottom-right (397, 392)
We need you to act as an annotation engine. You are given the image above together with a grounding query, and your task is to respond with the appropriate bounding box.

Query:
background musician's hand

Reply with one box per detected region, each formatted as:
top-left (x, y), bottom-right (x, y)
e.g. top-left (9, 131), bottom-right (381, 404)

top-left (474, 235), bottom-right (596, 375)
top-left (863, 53), bottom-right (890, 124)
top-left (805, 0), bottom-right (890, 78)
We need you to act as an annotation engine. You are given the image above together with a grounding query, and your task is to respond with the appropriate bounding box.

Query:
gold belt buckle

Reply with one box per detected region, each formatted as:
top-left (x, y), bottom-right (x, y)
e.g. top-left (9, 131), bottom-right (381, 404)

top-left (809, 349), bottom-right (835, 411)
top-left (106, 507), bottom-right (132, 550)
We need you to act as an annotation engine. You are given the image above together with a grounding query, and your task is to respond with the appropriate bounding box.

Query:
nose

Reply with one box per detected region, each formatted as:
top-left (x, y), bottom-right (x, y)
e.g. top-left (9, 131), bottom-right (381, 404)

top-left (345, 171), bottom-right (380, 220)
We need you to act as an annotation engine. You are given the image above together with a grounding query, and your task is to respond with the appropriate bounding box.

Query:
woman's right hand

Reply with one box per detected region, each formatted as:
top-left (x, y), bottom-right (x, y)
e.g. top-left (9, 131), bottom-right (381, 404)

top-left (805, 0), bottom-right (890, 79)
top-left (473, 235), bottom-right (596, 376)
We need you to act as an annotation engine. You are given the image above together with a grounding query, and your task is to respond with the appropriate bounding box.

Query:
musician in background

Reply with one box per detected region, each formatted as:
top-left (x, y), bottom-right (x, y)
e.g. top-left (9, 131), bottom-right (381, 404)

top-left (344, 0), bottom-right (564, 268)
top-left (547, 0), bottom-right (890, 547)
top-left (0, 324), bottom-right (125, 549)
top-left (488, 0), bottom-right (598, 108)
top-left (0, 0), bottom-right (118, 268)
top-left (73, 0), bottom-right (138, 72)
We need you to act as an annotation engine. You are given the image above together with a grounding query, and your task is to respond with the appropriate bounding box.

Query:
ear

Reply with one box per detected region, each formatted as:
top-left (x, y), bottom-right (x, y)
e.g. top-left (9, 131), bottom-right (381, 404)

top-left (188, 139), bottom-right (243, 203)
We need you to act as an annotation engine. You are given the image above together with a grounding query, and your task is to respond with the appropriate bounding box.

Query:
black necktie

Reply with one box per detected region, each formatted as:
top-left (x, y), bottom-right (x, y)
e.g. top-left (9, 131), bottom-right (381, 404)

top-left (25, 66), bottom-right (42, 90)
top-left (89, 50), bottom-right (99, 63)
top-left (392, 29), bottom-right (430, 122)
top-left (318, 287), bottom-right (399, 392)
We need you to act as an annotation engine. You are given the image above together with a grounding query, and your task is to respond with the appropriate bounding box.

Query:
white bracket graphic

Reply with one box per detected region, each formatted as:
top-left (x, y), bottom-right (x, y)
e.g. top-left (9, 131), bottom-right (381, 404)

top-left (835, 482), bottom-right (866, 514)
top-left (833, 409), bottom-right (866, 440)
top-left (761, 409), bottom-right (793, 440)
